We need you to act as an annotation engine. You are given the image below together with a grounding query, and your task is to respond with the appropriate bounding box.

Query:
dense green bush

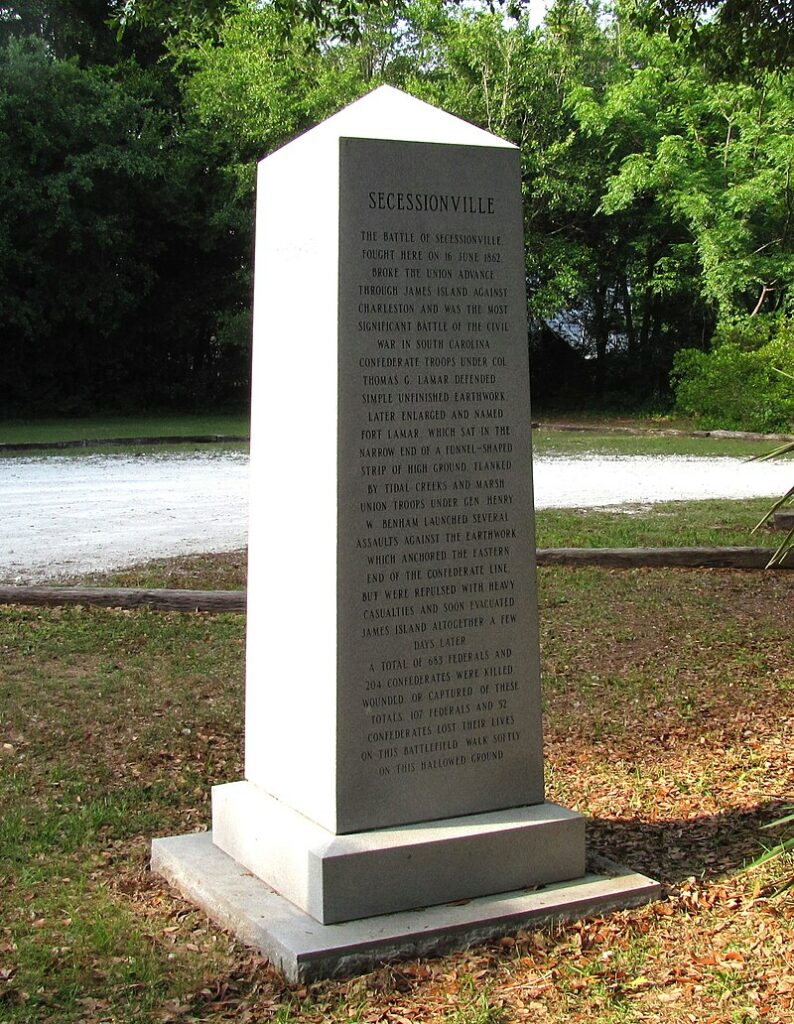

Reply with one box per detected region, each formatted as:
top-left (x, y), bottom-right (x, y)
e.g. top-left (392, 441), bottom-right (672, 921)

top-left (673, 321), bottom-right (794, 432)
top-left (0, 36), bottom-right (249, 416)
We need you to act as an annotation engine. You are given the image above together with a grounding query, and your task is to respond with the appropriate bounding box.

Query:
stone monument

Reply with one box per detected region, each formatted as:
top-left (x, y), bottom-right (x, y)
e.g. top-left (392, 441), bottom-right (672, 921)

top-left (152, 85), bottom-right (658, 980)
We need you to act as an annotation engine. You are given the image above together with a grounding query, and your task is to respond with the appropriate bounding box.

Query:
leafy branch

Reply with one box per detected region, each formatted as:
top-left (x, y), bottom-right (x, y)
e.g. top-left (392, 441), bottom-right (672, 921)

top-left (747, 807), bottom-right (794, 895)
top-left (751, 368), bottom-right (794, 566)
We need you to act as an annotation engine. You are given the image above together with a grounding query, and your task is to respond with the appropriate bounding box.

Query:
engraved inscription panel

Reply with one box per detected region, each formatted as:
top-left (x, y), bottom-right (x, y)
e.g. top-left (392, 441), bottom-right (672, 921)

top-left (337, 138), bottom-right (543, 832)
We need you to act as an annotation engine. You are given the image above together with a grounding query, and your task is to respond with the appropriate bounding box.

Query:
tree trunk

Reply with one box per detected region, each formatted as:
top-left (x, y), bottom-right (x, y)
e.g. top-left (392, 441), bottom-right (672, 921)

top-left (592, 279), bottom-right (609, 396)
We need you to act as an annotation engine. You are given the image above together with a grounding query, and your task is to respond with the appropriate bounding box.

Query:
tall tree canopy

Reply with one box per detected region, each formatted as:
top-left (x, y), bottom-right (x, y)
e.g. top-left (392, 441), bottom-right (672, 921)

top-left (645, 0), bottom-right (793, 72)
top-left (1, 0), bottom-right (792, 416)
top-left (0, 32), bottom-right (248, 415)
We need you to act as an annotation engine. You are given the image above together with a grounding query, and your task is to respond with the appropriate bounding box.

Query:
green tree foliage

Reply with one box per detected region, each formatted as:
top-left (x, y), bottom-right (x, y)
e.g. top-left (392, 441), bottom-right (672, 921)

top-left (179, 3), bottom-right (364, 162)
top-left (399, 1), bottom-right (714, 397)
top-left (3, 0), bottom-right (793, 416)
top-left (672, 320), bottom-right (794, 431)
top-left (0, 0), bottom-right (164, 65)
top-left (643, 0), bottom-right (793, 74)
top-left (0, 37), bottom-right (248, 414)
top-left (600, 68), bottom-right (794, 322)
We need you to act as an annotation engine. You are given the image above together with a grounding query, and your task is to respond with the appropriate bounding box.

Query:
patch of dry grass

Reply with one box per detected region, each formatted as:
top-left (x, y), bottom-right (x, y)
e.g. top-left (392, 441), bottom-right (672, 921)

top-left (71, 550), bottom-right (249, 591)
top-left (1, 563), bottom-right (792, 1023)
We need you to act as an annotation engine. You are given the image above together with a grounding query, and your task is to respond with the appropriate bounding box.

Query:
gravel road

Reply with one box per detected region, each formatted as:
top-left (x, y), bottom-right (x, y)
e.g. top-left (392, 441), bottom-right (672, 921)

top-left (0, 450), bottom-right (790, 582)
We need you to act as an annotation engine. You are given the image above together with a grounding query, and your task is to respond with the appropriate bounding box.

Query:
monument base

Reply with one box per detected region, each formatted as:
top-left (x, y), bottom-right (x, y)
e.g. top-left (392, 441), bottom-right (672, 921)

top-left (151, 831), bottom-right (660, 982)
top-left (212, 781), bottom-right (586, 923)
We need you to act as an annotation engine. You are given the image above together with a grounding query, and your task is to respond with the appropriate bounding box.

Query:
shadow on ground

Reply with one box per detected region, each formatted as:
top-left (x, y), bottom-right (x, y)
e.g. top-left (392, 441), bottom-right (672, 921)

top-left (587, 799), bottom-right (790, 885)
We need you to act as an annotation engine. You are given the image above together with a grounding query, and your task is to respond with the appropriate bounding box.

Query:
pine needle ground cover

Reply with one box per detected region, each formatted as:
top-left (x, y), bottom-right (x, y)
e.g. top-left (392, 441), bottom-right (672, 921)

top-left (1, 563), bottom-right (792, 1024)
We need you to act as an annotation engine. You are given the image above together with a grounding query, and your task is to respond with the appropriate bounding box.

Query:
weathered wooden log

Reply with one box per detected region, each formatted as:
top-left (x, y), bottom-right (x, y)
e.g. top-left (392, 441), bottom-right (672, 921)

top-left (1, 546), bottom-right (790, 613)
top-left (535, 546), bottom-right (790, 569)
top-left (773, 512), bottom-right (794, 531)
top-left (0, 586), bottom-right (246, 612)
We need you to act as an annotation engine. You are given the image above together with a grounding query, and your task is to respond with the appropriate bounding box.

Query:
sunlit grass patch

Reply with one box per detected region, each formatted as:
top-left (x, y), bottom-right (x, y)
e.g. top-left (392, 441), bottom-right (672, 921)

top-left (534, 497), bottom-right (779, 549)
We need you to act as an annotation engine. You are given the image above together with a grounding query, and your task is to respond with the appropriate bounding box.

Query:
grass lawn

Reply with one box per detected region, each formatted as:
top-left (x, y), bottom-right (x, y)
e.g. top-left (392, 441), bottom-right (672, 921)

top-left (532, 410), bottom-right (700, 433)
top-left (532, 428), bottom-right (789, 461)
top-left (1, 558), bottom-right (792, 1023)
top-left (67, 494), bottom-right (782, 593)
top-left (535, 497), bottom-right (782, 550)
top-left (0, 414), bottom-right (250, 446)
top-left (0, 416), bottom-right (788, 458)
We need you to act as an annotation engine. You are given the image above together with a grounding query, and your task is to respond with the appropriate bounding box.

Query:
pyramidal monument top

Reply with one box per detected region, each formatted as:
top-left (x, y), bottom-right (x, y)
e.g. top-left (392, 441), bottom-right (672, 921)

top-left (267, 84), bottom-right (515, 160)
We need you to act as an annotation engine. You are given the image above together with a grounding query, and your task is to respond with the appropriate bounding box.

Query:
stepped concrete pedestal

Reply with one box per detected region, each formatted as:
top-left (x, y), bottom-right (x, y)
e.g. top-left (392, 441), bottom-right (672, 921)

top-left (152, 832), bottom-right (660, 982)
top-left (212, 783), bottom-right (586, 924)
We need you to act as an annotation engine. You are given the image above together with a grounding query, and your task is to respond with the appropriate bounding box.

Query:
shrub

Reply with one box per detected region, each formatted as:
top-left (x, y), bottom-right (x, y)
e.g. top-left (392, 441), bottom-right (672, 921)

top-left (672, 320), bottom-right (794, 432)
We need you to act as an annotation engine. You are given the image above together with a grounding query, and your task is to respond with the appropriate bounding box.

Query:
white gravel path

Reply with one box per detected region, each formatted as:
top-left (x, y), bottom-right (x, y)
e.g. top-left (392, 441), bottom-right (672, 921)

top-left (0, 452), bottom-right (249, 583)
top-left (0, 451), bottom-right (791, 582)
top-left (531, 454), bottom-right (792, 508)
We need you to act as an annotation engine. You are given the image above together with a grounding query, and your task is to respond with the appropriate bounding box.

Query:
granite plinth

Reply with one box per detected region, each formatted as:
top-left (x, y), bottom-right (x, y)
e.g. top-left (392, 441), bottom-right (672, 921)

top-left (151, 831), bottom-right (661, 982)
top-left (212, 781), bottom-right (585, 924)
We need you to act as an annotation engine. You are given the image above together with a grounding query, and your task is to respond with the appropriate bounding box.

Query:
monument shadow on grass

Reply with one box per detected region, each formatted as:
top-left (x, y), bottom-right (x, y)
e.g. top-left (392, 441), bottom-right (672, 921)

top-left (588, 799), bottom-right (791, 886)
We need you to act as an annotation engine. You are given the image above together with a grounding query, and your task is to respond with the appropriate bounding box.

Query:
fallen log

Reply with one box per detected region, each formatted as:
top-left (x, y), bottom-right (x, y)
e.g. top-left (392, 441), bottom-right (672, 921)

top-left (535, 546), bottom-right (790, 569)
top-left (1, 547), bottom-right (790, 613)
top-left (0, 434), bottom-right (249, 453)
top-left (534, 423), bottom-right (794, 442)
top-left (0, 586), bottom-right (246, 613)
top-left (773, 512), bottom-right (794, 531)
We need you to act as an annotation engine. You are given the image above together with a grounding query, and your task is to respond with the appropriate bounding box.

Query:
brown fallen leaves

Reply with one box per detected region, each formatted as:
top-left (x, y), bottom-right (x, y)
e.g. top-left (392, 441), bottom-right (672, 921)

top-left (2, 567), bottom-right (793, 1023)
